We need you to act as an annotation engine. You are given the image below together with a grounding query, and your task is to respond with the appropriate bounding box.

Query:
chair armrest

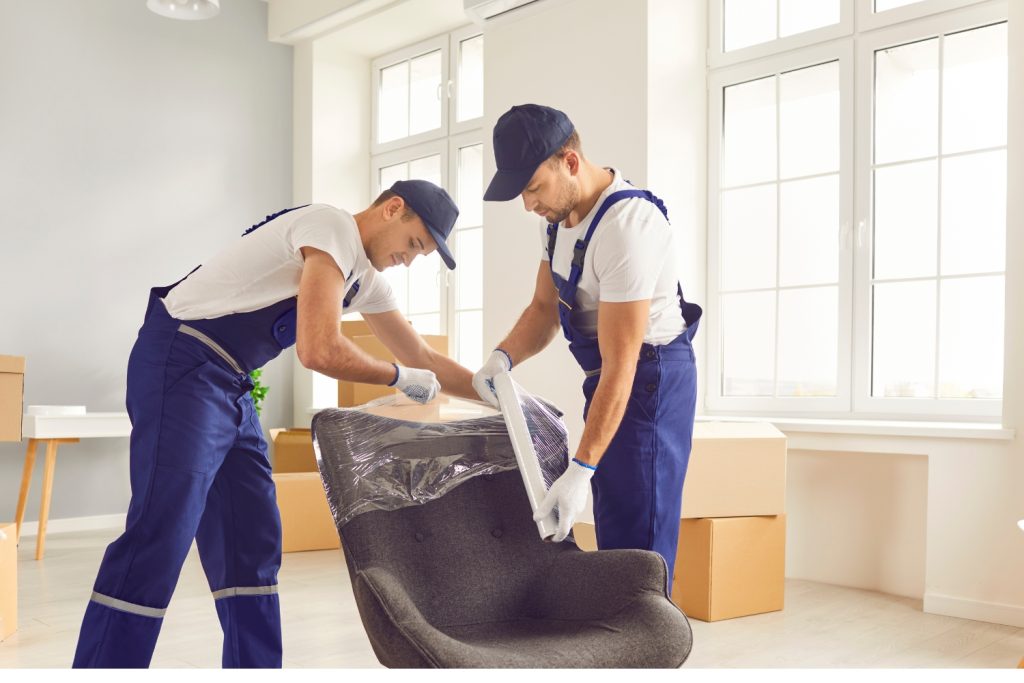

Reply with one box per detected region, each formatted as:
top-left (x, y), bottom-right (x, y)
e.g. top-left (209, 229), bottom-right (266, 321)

top-left (530, 548), bottom-right (673, 620)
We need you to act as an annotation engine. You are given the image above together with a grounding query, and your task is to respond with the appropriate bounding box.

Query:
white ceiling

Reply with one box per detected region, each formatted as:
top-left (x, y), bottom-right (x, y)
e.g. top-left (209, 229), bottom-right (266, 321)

top-left (316, 0), bottom-right (470, 58)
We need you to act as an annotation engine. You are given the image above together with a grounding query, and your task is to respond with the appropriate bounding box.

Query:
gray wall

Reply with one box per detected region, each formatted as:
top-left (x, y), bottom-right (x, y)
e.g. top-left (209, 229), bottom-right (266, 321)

top-left (0, 0), bottom-right (294, 523)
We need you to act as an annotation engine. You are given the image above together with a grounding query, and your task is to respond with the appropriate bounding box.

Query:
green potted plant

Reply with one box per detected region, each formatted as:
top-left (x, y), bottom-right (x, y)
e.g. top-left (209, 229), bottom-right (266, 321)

top-left (249, 368), bottom-right (269, 416)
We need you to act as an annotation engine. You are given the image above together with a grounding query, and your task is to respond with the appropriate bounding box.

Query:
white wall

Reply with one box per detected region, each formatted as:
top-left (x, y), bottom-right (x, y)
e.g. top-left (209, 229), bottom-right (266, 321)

top-left (0, 0), bottom-right (293, 524)
top-left (482, 0), bottom-right (707, 462)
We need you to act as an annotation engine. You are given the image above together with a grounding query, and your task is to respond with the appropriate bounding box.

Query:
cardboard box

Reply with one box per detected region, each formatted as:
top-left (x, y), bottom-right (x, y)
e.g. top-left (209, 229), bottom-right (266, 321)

top-left (0, 522), bottom-right (17, 641)
top-left (682, 422), bottom-right (787, 518)
top-left (340, 319), bottom-right (373, 338)
top-left (571, 522), bottom-right (598, 552)
top-left (673, 515), bottom-right (786, 622)
top-left (270, 428), bottom-right (316, 474)
top-left (0, 355), bottom-right (25, 442)
top-left (273, 473), bottom-right (340, 553)
top-left (338, 334), bottom-right (449, 407)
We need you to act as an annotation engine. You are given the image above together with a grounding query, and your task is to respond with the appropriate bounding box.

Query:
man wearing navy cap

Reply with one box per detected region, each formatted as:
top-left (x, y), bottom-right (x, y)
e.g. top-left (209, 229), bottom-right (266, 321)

top-left (474, 104), bottom-right (702, 581)
top-left (74, 180), bottom-right (476, 668)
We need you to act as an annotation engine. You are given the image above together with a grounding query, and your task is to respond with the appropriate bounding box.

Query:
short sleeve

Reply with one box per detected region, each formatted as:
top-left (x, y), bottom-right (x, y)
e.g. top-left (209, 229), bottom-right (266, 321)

top-left (538, 221), bottom-right (551, 262)
top-left (289, 206), bottom-right (360, 279)
top-left (350, 268), bottom-right (398, 314)
top-left (591, 202), bottom-right (672, 303)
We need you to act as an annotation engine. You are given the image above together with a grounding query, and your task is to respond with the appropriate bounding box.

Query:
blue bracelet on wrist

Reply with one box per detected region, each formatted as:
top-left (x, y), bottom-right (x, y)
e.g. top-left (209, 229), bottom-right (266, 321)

top-left (495, 348), bottom-right (514, 370)
top-left (572, 457), bottom-right (597, 471)
top-left (387, 363), bottom-right (399, 387)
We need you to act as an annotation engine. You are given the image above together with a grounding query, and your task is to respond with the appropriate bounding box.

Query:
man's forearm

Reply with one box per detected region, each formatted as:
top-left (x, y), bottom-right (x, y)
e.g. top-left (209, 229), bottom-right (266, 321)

top-left (497, 301), bottom-right (560, 367)
top-left (574, 368), bottom-right (635, 468)
top-left (426, 351), bottom-right (478, 400)
top-left (306, 334), bottom-right (397, 385)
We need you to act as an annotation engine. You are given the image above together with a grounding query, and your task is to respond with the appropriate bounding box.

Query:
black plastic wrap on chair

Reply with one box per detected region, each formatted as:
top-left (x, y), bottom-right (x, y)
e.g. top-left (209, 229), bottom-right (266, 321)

top-left (311, 399), bottom-right (693, 669)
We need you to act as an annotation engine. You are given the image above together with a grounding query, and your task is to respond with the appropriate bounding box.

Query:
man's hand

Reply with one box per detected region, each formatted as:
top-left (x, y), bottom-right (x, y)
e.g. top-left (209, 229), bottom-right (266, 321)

top-left (472, 349), bottom-right (512, 408)
top-left (533, 459), bottom-right (596, 542)
top-left (390, 365), bottom-right (441, 404)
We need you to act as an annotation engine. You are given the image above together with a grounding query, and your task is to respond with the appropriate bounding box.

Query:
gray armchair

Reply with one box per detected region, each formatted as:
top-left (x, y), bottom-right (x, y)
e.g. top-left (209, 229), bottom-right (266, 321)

top-left (311, 406), bottom-right (692, 668)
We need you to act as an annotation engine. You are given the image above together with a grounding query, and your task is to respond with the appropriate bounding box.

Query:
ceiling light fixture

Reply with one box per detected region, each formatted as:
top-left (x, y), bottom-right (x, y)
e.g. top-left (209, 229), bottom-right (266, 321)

top-left (147, 0), bottom-right (221, 21)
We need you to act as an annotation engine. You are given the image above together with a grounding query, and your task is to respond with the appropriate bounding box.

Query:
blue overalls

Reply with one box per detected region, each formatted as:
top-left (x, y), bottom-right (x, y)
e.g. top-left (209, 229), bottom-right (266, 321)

top-left (73, 208), bottom-right (359, 668)
top-left (547, 189), bottom-right (702, 580)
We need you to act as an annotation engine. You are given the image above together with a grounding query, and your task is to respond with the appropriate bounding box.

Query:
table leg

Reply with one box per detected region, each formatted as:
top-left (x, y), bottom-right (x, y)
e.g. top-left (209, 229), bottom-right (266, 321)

top-left (15, 438), bottom-right (39, 543)
top-left (35, 440), bottom-right (59, 561)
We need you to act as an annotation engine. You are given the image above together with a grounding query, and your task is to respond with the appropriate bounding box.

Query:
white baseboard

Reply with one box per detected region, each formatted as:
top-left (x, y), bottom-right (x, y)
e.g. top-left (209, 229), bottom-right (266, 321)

top-left (925, 592), bottom-right (1024, 628)
top-left (16, 513), bottom-right (126, 539)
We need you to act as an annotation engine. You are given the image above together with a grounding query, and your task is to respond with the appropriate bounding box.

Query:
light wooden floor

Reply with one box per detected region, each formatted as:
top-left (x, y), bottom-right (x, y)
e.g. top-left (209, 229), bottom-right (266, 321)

top-left (1, 528), bottom-right (1022, 668)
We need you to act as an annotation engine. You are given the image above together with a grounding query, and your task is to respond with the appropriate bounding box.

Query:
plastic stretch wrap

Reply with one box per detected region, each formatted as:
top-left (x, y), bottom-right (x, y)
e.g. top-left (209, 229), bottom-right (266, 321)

top-left (311, 387), bottom-right (568, 530)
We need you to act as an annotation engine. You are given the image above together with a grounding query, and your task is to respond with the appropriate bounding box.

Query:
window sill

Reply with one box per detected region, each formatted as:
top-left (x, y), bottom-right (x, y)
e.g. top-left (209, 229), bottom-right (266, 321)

top-left (695, 415), bottom-right (1015, 441)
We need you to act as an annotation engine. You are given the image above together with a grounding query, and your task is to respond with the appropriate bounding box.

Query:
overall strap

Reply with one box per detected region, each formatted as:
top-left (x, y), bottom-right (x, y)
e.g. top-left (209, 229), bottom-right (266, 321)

top-left (342, 279), bottom-right (361, 309)
top-left (562, 189), bottom-right (653, 290)
top-left (242, 205), bottom-right (311, 236)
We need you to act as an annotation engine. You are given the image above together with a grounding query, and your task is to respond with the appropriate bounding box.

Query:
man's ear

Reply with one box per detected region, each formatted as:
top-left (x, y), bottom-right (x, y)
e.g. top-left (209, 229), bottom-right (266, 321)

top-left (565, 150), bottom-right (581, 176)
top-left (382, 196), bottom-right (404, 220)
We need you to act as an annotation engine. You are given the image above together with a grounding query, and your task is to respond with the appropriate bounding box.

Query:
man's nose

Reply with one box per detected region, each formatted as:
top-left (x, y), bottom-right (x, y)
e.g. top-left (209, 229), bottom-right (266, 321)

top-left (522, 194), bottom-right (536, 212)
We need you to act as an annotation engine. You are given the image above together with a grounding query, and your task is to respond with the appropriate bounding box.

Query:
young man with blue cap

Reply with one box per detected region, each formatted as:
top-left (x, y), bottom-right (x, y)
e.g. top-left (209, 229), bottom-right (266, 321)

top-left (474, 104), bottom-right (702, 581)
top-left (73, 179), bottom-right (476, 668)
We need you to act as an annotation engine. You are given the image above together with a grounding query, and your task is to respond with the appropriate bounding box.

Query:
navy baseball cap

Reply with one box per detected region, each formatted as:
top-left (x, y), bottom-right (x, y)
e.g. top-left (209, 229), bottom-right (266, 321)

top-left (484, 104), bottom-right (575, 201)
top-left (389, 179), bottom-right (458, 270)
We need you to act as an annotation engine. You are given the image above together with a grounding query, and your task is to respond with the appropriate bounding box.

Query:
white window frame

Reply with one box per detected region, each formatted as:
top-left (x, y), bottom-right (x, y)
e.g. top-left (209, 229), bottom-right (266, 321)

top-left (852, 1), bottom-right (1008, 419)
top-left (706, 0), bottom-right (1009, 421)
top-left (447, 131), bottom-right (485, 366)
top-left (369, 27), bottom-right (485, 364)
top-left (709, 0), bottom-right (854, 68)
top-left (856, 0), bottom-right (992, 32)
top-left (371, 35), bottom-right (450, 156)
top-left (448, 25), bottom-right (486, 136)
top-left (706, 41), bottom-right (855, 416)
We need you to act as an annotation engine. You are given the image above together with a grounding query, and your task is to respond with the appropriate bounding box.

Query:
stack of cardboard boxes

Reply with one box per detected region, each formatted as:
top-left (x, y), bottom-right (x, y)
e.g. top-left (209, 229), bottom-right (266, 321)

top-left (0, 354), bottom-right (25, 641)
top-left (337, 320), bottom-right (448, 407)
top-left (273, 319), bottom-right (455, 553)
top-left (575, 421), bottom-right (787, 622)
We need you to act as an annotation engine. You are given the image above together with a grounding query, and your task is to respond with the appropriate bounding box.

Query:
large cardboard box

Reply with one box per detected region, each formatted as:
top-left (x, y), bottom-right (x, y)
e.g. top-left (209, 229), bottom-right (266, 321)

top-left (0, 522), bottom-right (17, 641)
top-left (0, 355), bottom-right (25, 442)
top-left (338, 334), bottom-right (449, 407)
top-left (682, 422), bottom-right (787, 518)
top-left (270, 428), bottom-right (316, 474)
top-left (340, 319), bottom-right (373, 338)
top-left (273, 473), bottom-right (340, 553)
top-left (673, 515), bottom-right (786, 622)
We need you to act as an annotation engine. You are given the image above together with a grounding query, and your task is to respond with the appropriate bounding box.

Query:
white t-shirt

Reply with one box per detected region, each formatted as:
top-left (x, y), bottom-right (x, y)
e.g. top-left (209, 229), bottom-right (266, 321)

top-left (539, 169), bottom-right (686, 345)
top-left (163, 204), bottom-right (397, 321)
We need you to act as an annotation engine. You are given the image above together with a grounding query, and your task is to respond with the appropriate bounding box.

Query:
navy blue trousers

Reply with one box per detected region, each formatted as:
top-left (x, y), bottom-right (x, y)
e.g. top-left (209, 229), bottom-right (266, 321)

top-left (583, 333), bottom-right (697, 581)
top-left (73, 300), bottom-right (283, 668)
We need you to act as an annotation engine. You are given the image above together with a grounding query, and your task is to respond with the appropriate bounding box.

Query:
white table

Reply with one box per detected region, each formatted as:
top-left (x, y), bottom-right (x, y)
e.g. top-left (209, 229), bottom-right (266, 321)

top-left (15, 412), bottom-right (131, 560)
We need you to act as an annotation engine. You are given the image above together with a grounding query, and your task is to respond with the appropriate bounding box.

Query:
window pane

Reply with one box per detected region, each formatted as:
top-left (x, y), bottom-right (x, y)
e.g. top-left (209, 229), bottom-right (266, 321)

top-left (875, 0), bottom-right (922, 11)
top-left (779, 0), bottom-right (839, 39)
top-left (721, 185), bottom-right (777, 291)
top-left (777, 286), bottom-right (838, 396)
top-left (457, 35), bottom-right (484, 122)
top-left (408, 154), bottom-right (442, 186)
top-left (408, 313), bottom-right (441, 335)
top-left (872, 281), bottom-right (936, 398)
top-left (723, 76), bottom-right (776, 187)
top-left (938, 276), bottom-right (1003, 399)
top-left (873, 160), bottom-right (937, 280)
top-left (456, 228), bottom-right (483, 310)
top-left (457, 144), bottom-right (483, 228)
top-left (379, 162), bottom-right (408, 191)
top-left (722, 291), bottom-right (776, 396)
top-left (941, 150), bottom-right (1006, 276)
top-left (407, 252), bottom-right (441, 314)
top-left (382, 267), bottom-right (409, 314)
top-left (723, 0), bottom-right (776, 52)
top-left (875, 39), bottom-right (938, 164)
top-left (409, 50), bottom-right (442, 136)
top-left (457, 310), bottom-right (483, 370)
top-left (779, 61), bottom-right (839, 179)
top-left (942, 23), bottom-right (1007, 155)
top-left (779, 175), bottom-right (839, 287)
top-left (379, 62), bottom-right (409, 143)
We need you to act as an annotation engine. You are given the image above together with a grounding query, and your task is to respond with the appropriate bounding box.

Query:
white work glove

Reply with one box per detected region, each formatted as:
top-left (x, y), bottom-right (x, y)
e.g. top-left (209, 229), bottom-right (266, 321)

top-left (472, 349), bottom-right (512, 408)
top-left (389, 364), bottom-right (441, 404)
top-left (533, 459), bottom-right (596, 542)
